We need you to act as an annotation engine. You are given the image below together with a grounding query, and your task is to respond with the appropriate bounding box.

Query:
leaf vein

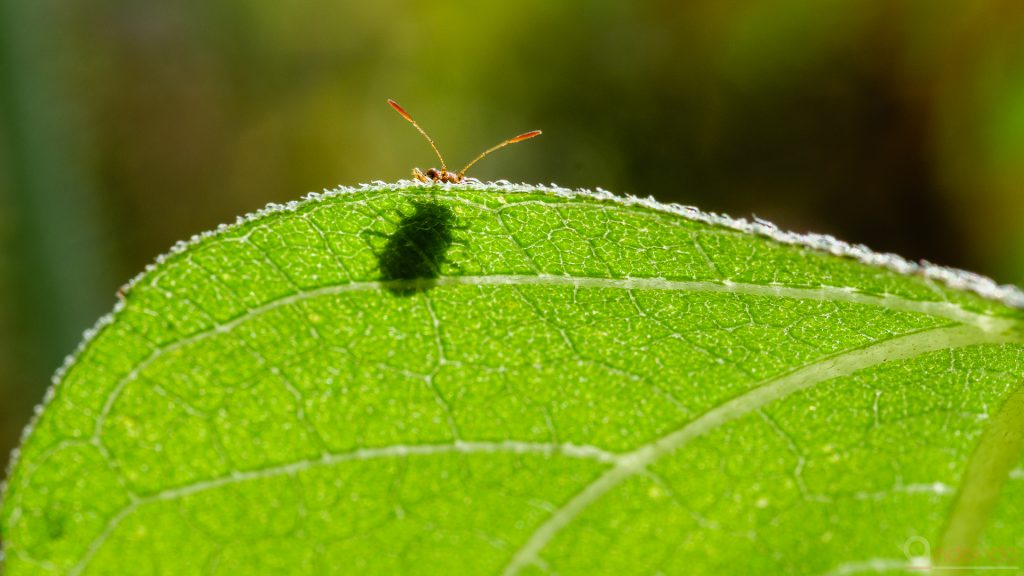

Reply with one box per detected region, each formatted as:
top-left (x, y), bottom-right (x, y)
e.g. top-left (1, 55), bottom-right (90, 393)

top-left (68, 440), bottom-right (619, 575)
top-left (499, 324), bottom-right (1017, 575)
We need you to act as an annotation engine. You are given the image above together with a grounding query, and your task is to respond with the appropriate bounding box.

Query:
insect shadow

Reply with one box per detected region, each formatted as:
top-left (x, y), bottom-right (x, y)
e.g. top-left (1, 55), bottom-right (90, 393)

top-left (374, 200), bottom-right (460, 296)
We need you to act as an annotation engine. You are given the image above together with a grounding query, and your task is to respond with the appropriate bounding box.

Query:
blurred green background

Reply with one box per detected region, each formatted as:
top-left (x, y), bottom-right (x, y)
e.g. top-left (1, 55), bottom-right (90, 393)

top-left (1, 0), bottom-right (1023, 484)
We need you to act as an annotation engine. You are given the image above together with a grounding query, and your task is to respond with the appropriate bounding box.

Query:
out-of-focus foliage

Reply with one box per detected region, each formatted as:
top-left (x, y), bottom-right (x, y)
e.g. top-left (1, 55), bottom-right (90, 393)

top-left (1, 0), bottom-right (1023, 493)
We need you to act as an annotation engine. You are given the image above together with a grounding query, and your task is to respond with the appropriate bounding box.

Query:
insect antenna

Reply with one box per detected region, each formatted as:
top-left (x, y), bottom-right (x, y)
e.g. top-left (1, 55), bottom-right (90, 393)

top-left (388, 99), bottom-right (447, 172)
top-left (457, 129), bottom-right (542, 178)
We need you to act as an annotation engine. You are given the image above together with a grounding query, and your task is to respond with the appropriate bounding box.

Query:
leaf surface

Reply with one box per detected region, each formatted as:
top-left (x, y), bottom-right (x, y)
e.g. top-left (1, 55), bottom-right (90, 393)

top-left (3, 183), bottom-right (1024, 575)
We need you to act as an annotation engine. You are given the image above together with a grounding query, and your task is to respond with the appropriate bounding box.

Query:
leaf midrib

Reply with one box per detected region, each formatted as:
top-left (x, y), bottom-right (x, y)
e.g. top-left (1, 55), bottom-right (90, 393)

top-left (93, 273), bottom-right (1018, 442)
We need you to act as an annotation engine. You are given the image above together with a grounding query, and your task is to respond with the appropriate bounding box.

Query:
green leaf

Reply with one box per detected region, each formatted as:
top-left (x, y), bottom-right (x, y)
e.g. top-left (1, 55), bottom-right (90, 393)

top-left (3, 183), bottom-right (1024, 575)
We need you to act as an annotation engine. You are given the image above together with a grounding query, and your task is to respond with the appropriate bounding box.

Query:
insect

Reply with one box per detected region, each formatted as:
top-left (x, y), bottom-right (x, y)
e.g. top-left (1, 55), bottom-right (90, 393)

top-left (388, 99), bottom-right (541, 184)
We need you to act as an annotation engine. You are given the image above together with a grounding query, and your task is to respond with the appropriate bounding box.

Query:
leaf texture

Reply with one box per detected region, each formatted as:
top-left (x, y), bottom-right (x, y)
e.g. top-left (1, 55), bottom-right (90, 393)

top-left (3, 183), bottom-right (1024, 575)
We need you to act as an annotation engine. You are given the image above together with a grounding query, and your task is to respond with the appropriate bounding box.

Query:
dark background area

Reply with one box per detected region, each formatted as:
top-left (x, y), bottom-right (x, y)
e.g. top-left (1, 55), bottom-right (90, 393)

top-left (2, 0), bottom-right (1023, 479)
